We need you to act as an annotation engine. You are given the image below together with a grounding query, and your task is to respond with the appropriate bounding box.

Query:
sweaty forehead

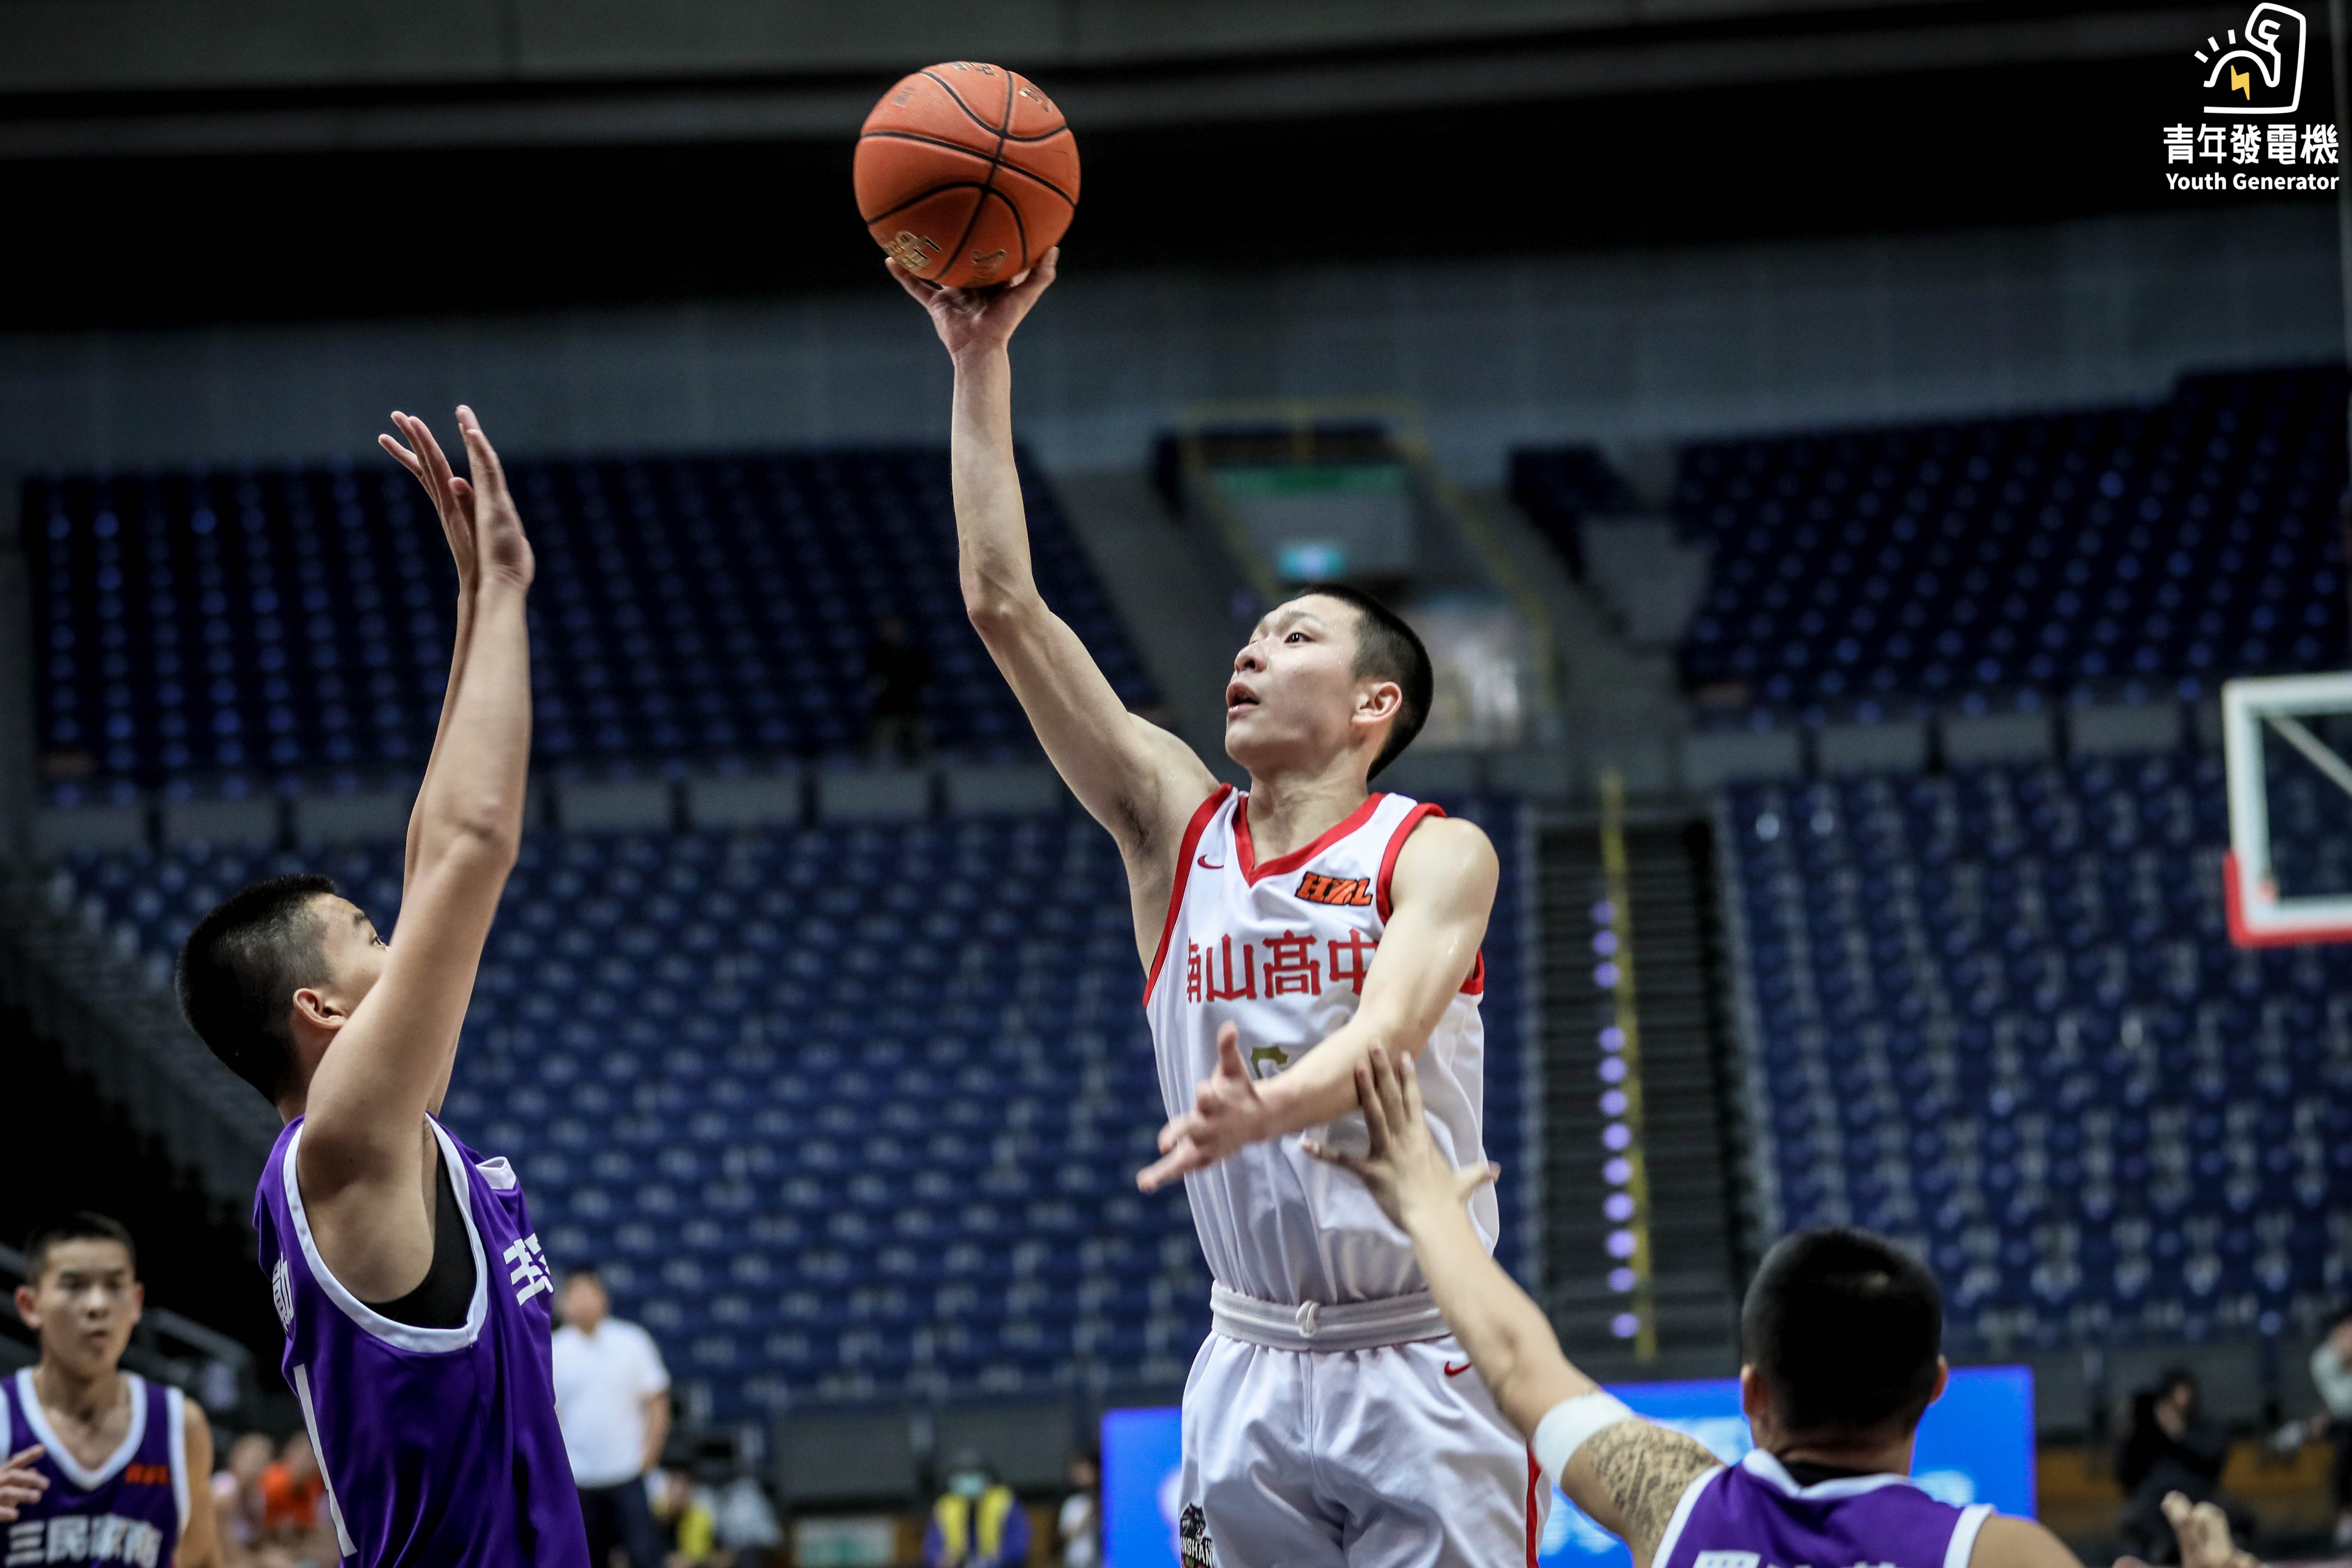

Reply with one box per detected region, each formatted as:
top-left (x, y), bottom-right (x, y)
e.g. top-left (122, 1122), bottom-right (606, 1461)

top-left (316, 893), bottom-right (368, 930)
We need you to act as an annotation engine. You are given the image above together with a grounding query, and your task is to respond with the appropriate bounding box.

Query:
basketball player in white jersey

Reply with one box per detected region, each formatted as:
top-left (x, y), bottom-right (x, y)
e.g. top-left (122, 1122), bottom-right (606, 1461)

top-left (1311, 1046), bottom-right (2261, 1568)
top-left (896, 250), bottom-right (1536, 1566)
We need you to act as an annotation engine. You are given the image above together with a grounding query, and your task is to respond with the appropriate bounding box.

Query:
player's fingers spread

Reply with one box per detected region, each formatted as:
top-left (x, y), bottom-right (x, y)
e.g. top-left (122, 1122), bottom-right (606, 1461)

top-left (377, 433), bottom-right (423, 475)
top-left (456, 405), bottom-right (512, 494)
top-left (1398, 1050), bottom-right (1428, 1125)
top-left (1357, 1057), bottom-right (1392, 1149)
top-left (1216, 1022), bottom-right (1247, 1080)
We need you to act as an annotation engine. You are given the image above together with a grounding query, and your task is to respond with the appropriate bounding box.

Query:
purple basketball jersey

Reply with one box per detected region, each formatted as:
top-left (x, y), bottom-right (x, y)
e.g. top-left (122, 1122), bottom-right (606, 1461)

top-left (1657, 1452), bottom-right (1994, 1568)
top-left (1, 1369), bottom-right (188, 1568)
top-left (253, 1116), bottom-right (590, 1567)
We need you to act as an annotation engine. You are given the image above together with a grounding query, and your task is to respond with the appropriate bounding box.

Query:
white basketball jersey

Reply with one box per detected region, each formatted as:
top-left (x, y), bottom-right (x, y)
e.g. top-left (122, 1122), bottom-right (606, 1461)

top-left (1144, 785), bottom-right (1496, 1306)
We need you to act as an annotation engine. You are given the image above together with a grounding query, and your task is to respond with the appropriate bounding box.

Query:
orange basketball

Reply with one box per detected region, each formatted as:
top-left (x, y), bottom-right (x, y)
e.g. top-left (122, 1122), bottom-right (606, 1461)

top-left (855, 62), bottom-right (1079, 290)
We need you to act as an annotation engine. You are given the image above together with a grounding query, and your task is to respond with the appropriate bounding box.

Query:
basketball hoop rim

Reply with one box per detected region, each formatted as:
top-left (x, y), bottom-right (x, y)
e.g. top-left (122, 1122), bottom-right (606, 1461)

top-left (2221, 673), bottom-right (2352, 949)
top-left (2223, 848), bottom-right (2352, 947)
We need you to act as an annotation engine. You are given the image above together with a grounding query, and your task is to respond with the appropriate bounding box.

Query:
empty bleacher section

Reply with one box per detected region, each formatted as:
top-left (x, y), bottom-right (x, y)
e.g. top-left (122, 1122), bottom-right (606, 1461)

top-left (1672, 366), bottom-right (2347, 712)
top-left (1507, 446), bottom-right (1645, 580)
top-left (46, 795), bottom-right (1529, 1419)
top-left (1722, 753), bottom-right (2352, 1352)
top-left (1510, 367), bottom-right (2348, 724)
top-left (26, 449), bottom-right (1154, 798)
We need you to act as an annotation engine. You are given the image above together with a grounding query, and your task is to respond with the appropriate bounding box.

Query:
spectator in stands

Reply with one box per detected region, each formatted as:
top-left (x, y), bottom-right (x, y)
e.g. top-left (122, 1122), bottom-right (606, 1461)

top-left (2306, 1309), bottom-right (2352, 1549)
top-left (1055, 1450), bottom-right (1099, 1568)
top-left (923, 1449), bottom-right (1029, 1568)
top-left (257, 1432), bottom-right (317, 1532)
top-left (210, 1431), bottom-right (273, 1563)
top-left (552, 1266), bottom-right (672, 1568)
top-left (2116, 1369), bottom-right (2252, 1561)
top-left (864, 615), bottom-right (932, 765)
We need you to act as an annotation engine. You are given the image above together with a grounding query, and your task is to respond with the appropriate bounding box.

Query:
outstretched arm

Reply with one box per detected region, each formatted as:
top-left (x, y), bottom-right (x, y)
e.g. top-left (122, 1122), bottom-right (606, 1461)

top-left (1137, 815), bottom-right (1496, 1190)
top-left (378, 411), bottom-right (483, 1117)
top-left (299, 407), bottom-right (534, 1300)
top-left (894, 252), bottom-right (1215, 953)
top-left (1309, 1047), bottom-right (1721, 1568)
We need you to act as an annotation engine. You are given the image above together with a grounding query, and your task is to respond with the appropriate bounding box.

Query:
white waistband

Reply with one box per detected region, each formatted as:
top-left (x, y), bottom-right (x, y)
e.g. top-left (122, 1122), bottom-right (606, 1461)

top-left (1209, 1284), bottom-right (1451, 1352)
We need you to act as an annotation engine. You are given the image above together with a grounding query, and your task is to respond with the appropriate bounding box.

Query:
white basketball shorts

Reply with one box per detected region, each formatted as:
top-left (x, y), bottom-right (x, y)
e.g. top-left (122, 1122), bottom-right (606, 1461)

top-left (1177, 1331), bottom-right (1546, 1568)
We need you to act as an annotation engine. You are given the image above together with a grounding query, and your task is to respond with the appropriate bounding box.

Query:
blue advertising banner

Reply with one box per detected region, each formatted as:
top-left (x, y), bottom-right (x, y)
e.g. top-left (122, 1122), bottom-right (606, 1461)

top-left (1102, 1367), bottom-right (2035, 1568)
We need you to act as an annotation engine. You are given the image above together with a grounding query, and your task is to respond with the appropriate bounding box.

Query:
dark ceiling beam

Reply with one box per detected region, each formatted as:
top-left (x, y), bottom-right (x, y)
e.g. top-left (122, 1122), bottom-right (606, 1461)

top-left (0, 1), bottom-right (2240, 161)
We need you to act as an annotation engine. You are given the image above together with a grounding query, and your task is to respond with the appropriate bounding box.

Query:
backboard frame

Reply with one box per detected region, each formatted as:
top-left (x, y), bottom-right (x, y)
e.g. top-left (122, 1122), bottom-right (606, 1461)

top-left (2221, 670), bottom-right (2352, 947)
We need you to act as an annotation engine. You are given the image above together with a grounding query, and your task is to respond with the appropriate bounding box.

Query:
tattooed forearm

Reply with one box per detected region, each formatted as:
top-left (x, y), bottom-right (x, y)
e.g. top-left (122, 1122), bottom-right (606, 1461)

top-left (1580, 1423), bottom-right (1722, 1562)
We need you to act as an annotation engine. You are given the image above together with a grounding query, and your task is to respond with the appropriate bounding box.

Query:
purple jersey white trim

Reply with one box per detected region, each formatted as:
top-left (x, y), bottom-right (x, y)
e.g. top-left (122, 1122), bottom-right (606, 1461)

top-left (254, 1114), bottom-right (589, 1567)
top-left (2, 1370), bottom-right (187, 1567)
top-left (1655, 1451), bottom-right (1994, 1568)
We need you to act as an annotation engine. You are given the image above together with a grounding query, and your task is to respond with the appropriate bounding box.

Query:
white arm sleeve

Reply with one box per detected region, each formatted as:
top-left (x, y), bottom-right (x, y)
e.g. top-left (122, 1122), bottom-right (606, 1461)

top-left (1533, 1391), bottom-right (1638, 1487)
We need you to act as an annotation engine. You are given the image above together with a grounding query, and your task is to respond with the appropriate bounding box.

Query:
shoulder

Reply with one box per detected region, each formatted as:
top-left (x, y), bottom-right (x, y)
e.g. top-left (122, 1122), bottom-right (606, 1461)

top-left (622, 1321), bottom-right (670, 1368)
top-left (1387, 813), bottom-right (1498, 900)
top-left (1967, 1513), bottom-right (2079, 1568)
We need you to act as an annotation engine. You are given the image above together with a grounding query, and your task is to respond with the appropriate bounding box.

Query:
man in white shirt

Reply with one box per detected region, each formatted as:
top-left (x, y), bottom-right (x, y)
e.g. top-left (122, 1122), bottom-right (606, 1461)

top-left (552, 1267), bottom-right (672, 1568)
top-left (2307, 1310), bottom-right (2352, 1548)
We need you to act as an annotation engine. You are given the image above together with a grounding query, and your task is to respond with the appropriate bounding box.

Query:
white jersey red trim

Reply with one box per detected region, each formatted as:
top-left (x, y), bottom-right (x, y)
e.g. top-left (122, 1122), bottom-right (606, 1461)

top-left (1145, 785), bottom-right (1495, 1306)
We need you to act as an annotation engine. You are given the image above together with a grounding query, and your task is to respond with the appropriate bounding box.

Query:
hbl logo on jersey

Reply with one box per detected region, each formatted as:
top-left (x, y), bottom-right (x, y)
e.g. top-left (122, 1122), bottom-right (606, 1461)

top-left (2196, 2), bottom-right (2305, 113)
top-left (1295, 871), bottom-right (1372, 907)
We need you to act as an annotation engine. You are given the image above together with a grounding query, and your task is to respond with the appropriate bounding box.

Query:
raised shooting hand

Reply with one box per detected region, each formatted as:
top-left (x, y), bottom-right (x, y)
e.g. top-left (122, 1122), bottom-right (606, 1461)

top-left (891, 245), bottom-right (1059, 359)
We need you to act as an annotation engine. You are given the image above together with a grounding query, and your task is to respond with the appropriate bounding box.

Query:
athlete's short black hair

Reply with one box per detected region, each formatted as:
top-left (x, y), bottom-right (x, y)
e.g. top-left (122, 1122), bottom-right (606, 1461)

top-left (23, 1211), bottom-right (137, 1283)
top-left (1293, 583), bottom-right (1433, 780)
top-left (1742, 1227), bottom-right (1943, 1437)
top-left (177, 873), bottom-right (339, 1103)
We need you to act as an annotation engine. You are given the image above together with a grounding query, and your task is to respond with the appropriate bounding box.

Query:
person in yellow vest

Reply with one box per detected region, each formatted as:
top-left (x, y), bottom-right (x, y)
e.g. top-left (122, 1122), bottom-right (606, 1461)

top-left (924, 1450), bottom-right (1030, 1568)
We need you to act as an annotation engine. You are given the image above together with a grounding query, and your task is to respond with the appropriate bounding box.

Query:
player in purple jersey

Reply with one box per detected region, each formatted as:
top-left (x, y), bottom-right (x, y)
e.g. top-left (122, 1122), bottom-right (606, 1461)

top-left (2, 1213), bottom-right (220, 1568)
top-left (1308, 1048), bottom-right (2262, 1568)
top-left (175, 409), bottom-right (586, 1568)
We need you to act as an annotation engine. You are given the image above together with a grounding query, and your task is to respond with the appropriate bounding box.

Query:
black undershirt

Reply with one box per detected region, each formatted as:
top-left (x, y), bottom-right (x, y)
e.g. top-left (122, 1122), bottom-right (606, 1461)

top-left (1781, 1458), bottom-right (1884, 1487)
top-left (362, 1145), bottom-right (474, 1330)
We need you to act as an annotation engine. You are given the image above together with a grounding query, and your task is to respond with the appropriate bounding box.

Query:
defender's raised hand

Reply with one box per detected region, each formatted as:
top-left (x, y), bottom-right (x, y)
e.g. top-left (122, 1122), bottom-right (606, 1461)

top-left (891, 245), bottom-right (1059, 359)
top-left (1306, 1045), bottom-right (1497, 1232)
top-left (452, 406), bottom-right (533, 586)
top-left (1137, 1022), bottom-right (1276, 1193)
top-left (380, 412), bottom-right (479, 589)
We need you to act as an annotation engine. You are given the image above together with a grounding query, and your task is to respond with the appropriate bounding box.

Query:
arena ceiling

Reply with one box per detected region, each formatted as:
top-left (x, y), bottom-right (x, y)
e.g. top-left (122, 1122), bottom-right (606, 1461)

top-left (0, 0), bottom-right (2305, 327)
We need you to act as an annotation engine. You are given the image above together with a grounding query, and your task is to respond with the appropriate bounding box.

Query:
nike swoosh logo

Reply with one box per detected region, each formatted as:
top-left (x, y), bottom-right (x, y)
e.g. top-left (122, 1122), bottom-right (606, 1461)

top-left (1444, 1360), bottom-right (1473, 1378)
top-left (1198, 856), bottom-right (1224, 870)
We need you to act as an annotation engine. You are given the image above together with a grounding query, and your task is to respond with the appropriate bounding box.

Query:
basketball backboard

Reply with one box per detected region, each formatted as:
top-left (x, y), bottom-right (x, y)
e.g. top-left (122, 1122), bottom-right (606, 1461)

top-left (2221, 671), bottom-right (2352, 946)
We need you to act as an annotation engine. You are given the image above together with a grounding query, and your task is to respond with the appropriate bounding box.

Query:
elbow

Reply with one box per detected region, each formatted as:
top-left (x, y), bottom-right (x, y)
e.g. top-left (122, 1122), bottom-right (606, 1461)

top-left (443, 811), bottom-right (523, 869)
top-left (963, 583), bottom-right (1037, 641)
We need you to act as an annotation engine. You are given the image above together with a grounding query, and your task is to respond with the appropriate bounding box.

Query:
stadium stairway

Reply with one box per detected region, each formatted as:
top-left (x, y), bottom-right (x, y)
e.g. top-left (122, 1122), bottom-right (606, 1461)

top-left (1536, 804), bottom-right (1747, 1377)
top-left (0, 858), bottom-right (277, 1216)
top-left (1464, 485), bottom-right (1692, 795)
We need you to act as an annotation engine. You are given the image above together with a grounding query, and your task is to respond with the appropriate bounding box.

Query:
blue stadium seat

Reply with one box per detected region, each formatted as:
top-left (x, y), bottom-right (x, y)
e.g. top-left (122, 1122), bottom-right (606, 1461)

top-left (29, 449), bottom-right (1157, 797)
top-left (1724, 748), bottom-right (2352, 1350)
